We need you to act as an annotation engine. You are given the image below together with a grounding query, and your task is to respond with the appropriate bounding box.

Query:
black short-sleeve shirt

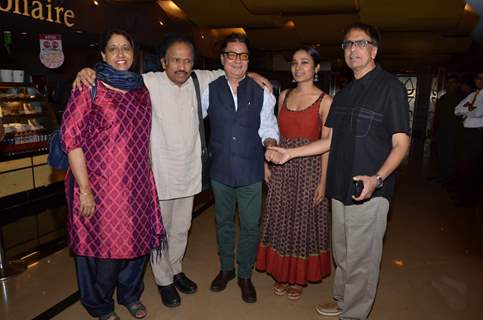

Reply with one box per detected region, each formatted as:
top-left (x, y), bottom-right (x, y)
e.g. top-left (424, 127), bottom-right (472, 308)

top-left (325, 65), bottom-right (410, 205)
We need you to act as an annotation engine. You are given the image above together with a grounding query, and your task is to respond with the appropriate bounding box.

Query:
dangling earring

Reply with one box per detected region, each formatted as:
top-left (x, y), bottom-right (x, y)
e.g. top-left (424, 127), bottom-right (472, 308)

top-left (314, 73), bottom-right (319, 82)
top-left (292, 78), bottom-right (297, 83)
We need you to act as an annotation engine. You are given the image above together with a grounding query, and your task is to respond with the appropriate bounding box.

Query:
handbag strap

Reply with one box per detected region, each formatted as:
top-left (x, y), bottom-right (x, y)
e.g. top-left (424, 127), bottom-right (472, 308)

top-left (191, 72), bottom-right (207, 150)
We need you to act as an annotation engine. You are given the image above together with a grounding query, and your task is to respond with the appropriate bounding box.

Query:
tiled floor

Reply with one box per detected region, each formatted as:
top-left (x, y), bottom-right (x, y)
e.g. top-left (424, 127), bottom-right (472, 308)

top-left (1, 164), bottom-right (483, 320)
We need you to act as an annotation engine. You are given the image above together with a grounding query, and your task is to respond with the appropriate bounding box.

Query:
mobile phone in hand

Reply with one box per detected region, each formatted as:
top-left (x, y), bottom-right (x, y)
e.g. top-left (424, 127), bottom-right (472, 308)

top-left (354, 180), bottom-right (363, 197)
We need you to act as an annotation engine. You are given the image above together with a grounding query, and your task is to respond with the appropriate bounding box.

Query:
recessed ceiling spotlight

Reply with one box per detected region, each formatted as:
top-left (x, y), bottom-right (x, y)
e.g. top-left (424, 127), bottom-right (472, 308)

top-left (285, 20), bottom-right (295, 28)
top-left (93, 0), bottom-right (99, 6)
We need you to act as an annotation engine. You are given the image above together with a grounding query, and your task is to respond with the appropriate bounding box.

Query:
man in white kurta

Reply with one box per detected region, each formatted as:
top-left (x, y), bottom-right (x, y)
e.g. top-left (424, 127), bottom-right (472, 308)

top-left (142, 36), bottom-right (224, 308)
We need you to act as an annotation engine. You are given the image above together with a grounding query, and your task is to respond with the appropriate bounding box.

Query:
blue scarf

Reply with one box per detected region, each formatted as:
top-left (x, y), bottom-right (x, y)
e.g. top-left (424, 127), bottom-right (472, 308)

top-left (95, 62), bottom-right (144, 91)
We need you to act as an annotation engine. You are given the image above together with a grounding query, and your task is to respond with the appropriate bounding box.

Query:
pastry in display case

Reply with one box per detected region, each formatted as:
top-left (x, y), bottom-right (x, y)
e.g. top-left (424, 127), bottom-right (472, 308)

top-left (0, 83), bottom-right (58, 157)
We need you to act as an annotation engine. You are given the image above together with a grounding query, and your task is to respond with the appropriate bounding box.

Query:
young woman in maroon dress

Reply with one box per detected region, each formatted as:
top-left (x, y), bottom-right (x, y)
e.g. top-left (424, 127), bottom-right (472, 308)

top-left (256, 46), bottom-right (332, 300)
top-left (61, 30), bottom-right (165, 320)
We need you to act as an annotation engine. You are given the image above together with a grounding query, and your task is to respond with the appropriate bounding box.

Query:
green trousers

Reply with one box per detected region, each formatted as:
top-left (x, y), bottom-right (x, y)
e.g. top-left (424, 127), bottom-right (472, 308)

top-left (211, 180), bottom-right (262, 279)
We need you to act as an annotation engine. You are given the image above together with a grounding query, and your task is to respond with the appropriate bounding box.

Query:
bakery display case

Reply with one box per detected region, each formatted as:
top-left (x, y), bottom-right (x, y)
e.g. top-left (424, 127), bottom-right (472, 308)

top-left (0, 81), bottom-right (64, 198)
top-left (0, 82), bottom-right (58, 158)
top-left (0, 82), bottom-right (66, 269)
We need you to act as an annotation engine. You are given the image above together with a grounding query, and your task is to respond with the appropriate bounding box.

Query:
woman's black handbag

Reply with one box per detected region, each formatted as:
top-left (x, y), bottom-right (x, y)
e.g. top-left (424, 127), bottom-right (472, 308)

top-left (47, 86), bottom-right (97, 171)
top-left (47, 128), bottom-right (68, 170)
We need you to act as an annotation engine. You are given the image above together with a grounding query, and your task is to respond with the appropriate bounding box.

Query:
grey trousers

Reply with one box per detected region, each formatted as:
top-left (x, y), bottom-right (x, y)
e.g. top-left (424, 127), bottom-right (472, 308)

top-left (150, 196), bottom-right (194, 286)
top-left (332, 197), bottom-right (390, 320)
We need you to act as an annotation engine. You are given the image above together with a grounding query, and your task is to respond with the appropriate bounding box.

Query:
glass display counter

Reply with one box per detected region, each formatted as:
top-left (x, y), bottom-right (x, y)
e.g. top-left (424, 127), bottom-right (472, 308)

top-left (0, 82), bottom-right (57, 158)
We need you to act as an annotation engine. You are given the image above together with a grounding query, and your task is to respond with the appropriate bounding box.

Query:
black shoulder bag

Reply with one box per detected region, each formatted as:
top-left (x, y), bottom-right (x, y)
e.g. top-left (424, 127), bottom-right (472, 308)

top-left (191, 72), bottom-right (210, 191)
top-left (47, 87), bottom-right (97, 170)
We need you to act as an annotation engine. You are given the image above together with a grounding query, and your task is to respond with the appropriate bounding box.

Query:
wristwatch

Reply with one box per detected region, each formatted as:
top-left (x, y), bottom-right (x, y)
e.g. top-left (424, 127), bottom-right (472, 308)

top-left (375, 175), bottom-right (384, 189)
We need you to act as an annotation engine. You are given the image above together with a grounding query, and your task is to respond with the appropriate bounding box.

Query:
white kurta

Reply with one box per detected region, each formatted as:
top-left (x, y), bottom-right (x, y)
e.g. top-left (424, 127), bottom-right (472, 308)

top-left (454, 89), bottom-right (483, 128)
top-left (143, 69), bottom-right (224, 200)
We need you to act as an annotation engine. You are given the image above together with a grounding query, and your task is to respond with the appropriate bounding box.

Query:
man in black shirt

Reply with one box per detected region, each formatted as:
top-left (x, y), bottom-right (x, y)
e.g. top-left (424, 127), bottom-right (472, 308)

top-left (266, 22), bottom-right (410, 319)
top-left (432, 75), bottom-right (464, 186)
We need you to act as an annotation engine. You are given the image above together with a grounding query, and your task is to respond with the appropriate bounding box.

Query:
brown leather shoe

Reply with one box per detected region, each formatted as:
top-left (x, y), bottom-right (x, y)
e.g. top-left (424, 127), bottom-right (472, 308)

top-left (237, 277), bottom-right (257, 303)
top-left (210, 270), bottom-right (235, 292)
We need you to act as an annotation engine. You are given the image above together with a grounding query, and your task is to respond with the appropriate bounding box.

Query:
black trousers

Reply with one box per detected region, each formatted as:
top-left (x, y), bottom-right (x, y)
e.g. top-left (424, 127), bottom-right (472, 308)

top-left (457, 128), bottom-right (483, 202)
top-left (75, 255), bottom-right (147, 317)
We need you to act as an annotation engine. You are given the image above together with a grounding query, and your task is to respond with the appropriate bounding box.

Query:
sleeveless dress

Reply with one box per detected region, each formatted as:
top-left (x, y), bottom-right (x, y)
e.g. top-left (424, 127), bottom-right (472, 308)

top-left (256, 92), bottom-right (331, 285)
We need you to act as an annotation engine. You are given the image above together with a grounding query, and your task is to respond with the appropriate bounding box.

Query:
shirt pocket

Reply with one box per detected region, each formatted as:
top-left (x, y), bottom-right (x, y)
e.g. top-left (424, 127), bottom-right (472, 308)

top-left (350, 108), bottom-right (377, 138)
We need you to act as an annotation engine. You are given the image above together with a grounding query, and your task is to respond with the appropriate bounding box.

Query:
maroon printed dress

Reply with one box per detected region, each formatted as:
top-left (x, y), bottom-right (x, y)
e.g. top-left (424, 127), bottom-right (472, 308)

top-left (256, 93), bottom-right (331, 285)
top-left (61, 81), bottom-right (165, 259)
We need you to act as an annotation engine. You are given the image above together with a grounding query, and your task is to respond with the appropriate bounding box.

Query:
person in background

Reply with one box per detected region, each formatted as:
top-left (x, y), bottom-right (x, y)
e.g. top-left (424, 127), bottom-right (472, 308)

top-left (431, 75), bottom-right (464, 187)
top-left (73, 34), bottom-right (272, 309)
top-left (201, 33), bottom-right (279, 303)
top-left (454, 71), bottom-right (483, 207)
top-left (62, 29), bottom-right (166, 320)
top-left (459, 74), bottom-right (476, 99)
top-left (0, 117), bottom-right (4, 142)
top-left (256, 46), bottom-right (332, 300)
top-left (267, 22), bottom-right (410, 320)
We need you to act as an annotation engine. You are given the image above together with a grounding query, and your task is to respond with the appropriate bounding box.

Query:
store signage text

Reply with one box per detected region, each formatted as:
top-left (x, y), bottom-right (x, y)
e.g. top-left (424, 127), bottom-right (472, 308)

top-left (0, 0), bottom-right (75, 27)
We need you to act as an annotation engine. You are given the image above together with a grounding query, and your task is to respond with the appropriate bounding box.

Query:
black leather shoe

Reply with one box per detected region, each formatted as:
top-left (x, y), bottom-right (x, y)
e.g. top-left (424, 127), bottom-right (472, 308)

top-left (210, 270), bottom-right (235, 292)
top-left (237, 277), bottom-right (257, 303)
top-left (173, 272), bottom-right (197, 294)
top-left (158, 284), bottom-right (181, 308)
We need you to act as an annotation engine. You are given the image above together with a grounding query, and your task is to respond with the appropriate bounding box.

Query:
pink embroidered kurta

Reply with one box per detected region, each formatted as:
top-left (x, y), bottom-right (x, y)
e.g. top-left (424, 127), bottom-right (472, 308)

top-left (61, 81), bottom-right (165, 259)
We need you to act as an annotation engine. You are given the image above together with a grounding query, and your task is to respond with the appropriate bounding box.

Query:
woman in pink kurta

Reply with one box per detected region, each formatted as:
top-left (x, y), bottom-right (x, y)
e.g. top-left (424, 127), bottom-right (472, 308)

top-left (62, 80), bottom-right (163, 259)
top-left (61, 29), bottom-right (164, 320)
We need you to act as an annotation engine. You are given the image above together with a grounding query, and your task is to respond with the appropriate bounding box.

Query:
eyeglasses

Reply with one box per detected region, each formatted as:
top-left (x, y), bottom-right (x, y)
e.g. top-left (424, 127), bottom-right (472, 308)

top-left (223, 51), bottom-right (249, 61)
top-left (341, 39), bottom-right (374, 50)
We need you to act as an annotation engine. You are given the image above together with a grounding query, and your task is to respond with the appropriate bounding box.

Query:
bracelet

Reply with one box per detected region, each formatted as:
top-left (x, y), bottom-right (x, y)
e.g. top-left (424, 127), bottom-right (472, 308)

top-left (79, 190), bottom-right (91, 196)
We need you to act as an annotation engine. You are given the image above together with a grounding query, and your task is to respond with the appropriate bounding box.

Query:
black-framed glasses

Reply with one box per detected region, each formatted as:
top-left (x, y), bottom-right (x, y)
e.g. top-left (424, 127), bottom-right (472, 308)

top-left (223, 51), bottom-right (249, 61)
top-left (341, 39), bottom-right (374, 50)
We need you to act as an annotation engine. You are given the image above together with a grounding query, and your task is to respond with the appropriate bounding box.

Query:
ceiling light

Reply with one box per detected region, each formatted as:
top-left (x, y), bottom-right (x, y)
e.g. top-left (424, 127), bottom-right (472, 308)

top-left (201, 33), bottom-right (205, 39)
top-left (159, 20), bottom-right (164, 26)
top-left (285, 20), bottom-right (295, 29)
top-left (464, 3), bottom-right (474, 13)
top-left (93, 0), bottom-right (99, 6)
top-left (157, 0), bottom-right (188, 20)
top-left (392, 259), bottom-right (405, 267)
top-left (20, 32), bottom-right (28, 35)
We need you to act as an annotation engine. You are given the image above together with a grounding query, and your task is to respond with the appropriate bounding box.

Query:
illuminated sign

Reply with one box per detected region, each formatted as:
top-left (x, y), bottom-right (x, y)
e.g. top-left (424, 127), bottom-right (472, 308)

top-left (0, 0), bottom-right (76, 27)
